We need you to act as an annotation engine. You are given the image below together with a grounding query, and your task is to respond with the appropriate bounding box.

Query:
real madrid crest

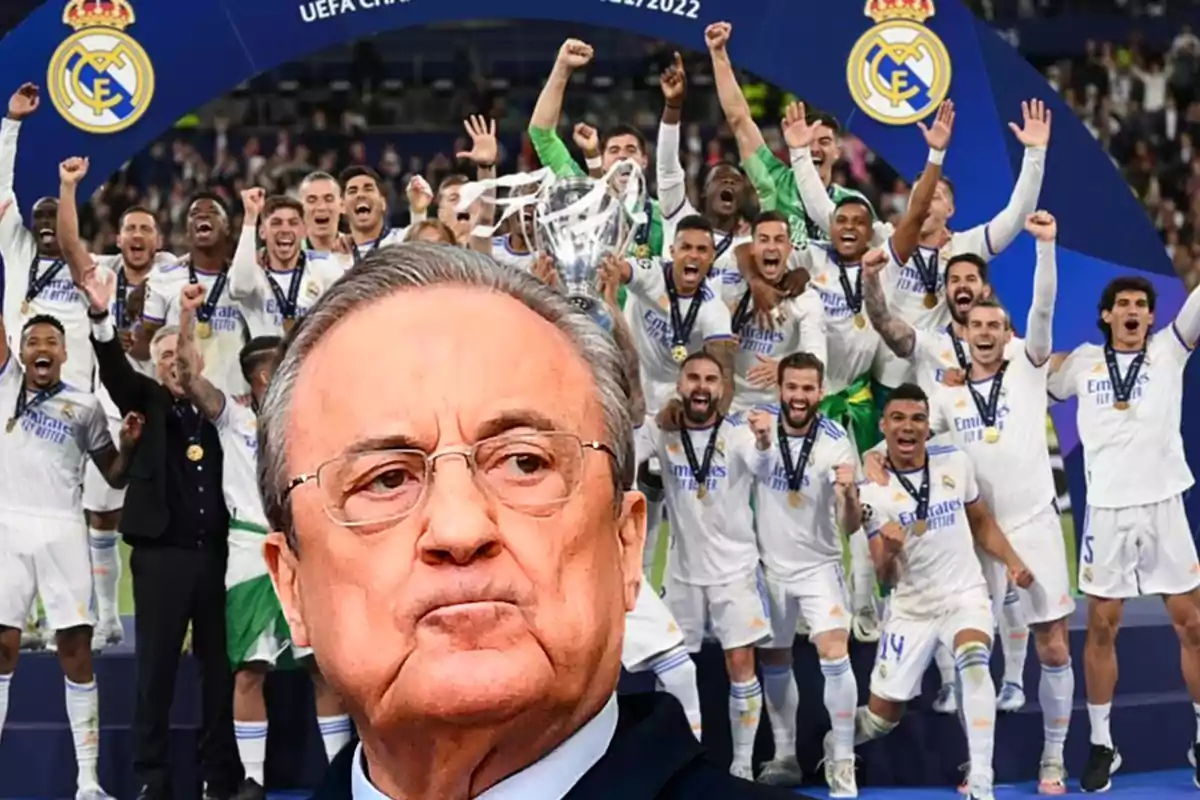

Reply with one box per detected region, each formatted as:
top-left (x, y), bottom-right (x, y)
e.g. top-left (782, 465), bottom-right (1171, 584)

top-left (48, 0), bottom-right (155, 135)
top-left (847, 0), bottom-right (952, 127)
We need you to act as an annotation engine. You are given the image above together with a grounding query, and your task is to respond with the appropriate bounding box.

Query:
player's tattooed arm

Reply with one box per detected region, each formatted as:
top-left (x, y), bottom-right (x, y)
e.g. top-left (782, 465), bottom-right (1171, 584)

top-left (177, 285), bottom-right (225, 421)
top-left (862, 250), bottom-right (916, 358)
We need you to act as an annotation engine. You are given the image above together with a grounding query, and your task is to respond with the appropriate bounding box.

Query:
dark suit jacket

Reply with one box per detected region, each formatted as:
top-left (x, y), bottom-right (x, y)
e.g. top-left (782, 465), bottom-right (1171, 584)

top-left (309, 693), bottom-right (818, 799)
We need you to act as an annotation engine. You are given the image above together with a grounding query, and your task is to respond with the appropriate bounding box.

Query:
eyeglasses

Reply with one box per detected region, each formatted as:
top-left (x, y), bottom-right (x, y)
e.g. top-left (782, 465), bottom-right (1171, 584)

top-left (284, 431), bottom-right (618, 527)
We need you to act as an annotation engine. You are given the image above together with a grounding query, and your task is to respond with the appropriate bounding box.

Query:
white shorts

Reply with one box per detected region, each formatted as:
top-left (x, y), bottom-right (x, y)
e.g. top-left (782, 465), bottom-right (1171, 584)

top-left (665, 570), bottom-right (771, 653)
top-left (1006, 503), bottom-right (1075, 624)
top-left (82, 415), bottom-right (126, 513)
top-left (0, 515), bottom-right (95, 631)
top-left (242, 619), bottom-right (314, 667)
top-left (622, 580), bottom-right (686, 671)
top-left (1079, 494), bottom-right (1200, 599)
top-left (763, 562), bottom-right (852, 648)
top-left (869, 589), bottom-right (993, 703)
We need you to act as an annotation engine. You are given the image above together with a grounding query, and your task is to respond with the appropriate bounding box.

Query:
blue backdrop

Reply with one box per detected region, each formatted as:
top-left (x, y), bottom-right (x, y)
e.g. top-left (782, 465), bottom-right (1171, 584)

top-left (0, 0), bottom-right (1190, 532)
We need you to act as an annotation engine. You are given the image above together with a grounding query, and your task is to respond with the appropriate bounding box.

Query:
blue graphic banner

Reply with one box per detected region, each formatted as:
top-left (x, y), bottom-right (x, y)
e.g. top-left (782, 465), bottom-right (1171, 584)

top-left (0, 0), bottom-right (1189, 529)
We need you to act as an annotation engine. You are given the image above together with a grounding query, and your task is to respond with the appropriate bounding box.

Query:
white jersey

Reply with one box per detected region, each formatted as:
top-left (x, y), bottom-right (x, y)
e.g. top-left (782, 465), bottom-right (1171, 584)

top-left (490, 235), bottom-right (536, 273)
top-left (794, 244), bottom-right (881, 393)
top-left (233, 259), bottom-right (346, 339)
top-left (638, 416), bottom-right (759, 586)
top-left (144, 258), bottom-right (249, 397)
top-left (731, 290), bottom-right (827, 412)
top-left (624, 258), bottom-right (733, 412)
top-left (859, 443), bottom-right (987, 618)
top-left (753, 415), bottom-right (860, 579)
top-left (1049, 330), bottom-right (1194, 509)
top-left (882, 232), bottom-right (994, 332)
top-left (929, 352), bottom-right (1055, 530)
top-left (213, 395), bottom-right (268, 529)
top-left (910, 327), bottom-right (1025, 402)
top-left (0, 354), bottom-right (111, 521)
top-left (347, 228), bottom-right (407, 263)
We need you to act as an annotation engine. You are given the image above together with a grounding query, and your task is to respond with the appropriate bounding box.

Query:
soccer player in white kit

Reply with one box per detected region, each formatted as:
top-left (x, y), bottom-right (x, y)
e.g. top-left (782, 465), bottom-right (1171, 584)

top-left (228, 189), bottom-right (351, 338)
top-left (0, 306), bottom-right (140, 800)
top-left (639, 352), bottom-right (770, 780)
top-left (174, 285), bottom-right (351, 790)
top-left (340, 166), bottom-right (411, 263)
top-left (745, 352), bottom-right (862, 796)
top-left (1048, 274), bottom-right (1200, 792)
top-left (850, 383), bottom-right (1034, 800)
top-left (920, 213), bottom-right (1074, 793)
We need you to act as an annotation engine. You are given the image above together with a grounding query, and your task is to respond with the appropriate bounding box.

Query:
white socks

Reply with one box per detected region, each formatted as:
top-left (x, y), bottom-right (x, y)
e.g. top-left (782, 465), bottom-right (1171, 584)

top-left (317, 714), bottom-right (353, 762)
top-left (853, 705), bottom-right (897, 745)
top-left (89, 528), bottom-right (122, 627)
top-left (936, 645), bottom-right (956, 688)
top-left (1087, 702), bottom-right (1113, 747)
top-left (234, 720), bottom-right (268, 783)
top-left (65, 678), bottom-right (100, 789)
top-left (0, 673), bottom-right (10, 743)
top-left (729, 678), bottom-right (763, 773)
top-left (821, 656), bottom-right (858, 762)
top-left (956, 642), bottom-right (996, 792)
top-left (999, 587), bottom-right (1029, 687)
top-left (848, 529), bottom-right (874, 610)
top-left (648, 646), bottom-right (702, 740)
top-left (761, 662), bottom-right (798, 758)
top-left (1039, 661), bottom-right (1074, 762)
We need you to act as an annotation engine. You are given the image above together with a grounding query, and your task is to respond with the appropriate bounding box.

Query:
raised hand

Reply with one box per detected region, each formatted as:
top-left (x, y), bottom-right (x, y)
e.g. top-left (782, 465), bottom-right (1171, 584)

top-left (1009, 98), bottom-right (1051, 149)
top-left (746, 354), bottom-right (778, 389)
top-left (556, 39), bottom-right (594, 70)
top-left (833, 464), bottom-right (857, 493)
top-left (456, 116), bottom-right (498, 167)
top-left (573, 123), bottom-right (599, 155)
top-left (531, 252), bottom-right (560, 288)
top-left (119, 412), bottom-right (145, 449)
top-left (1024, 210), bottom-right (1057, 242)
top-left (661, 52), bottom-right (687, 106)
top-left (8, 83), bottom-right (39, 121)
top-left (180, 283), bottom-right (207, 313)
top-left (241, 187), bottom-right (266, 221)
top-left (59, 157), bottom-right (89, 187)
top-left (78, 265), bottom-right (115, 314)
top-left (863, 450), bottom-right (889, 485)
top-left (656, 397), bottom-right (685, 432)
top-left (748, 409), bottom-right (773, 449)
top-left (407, 176), bottom-right (433, 215)
top-left (704, 22), bottom-right (731, 53)
top-left (781, 101), bottom-right (816, 150)
top-left (917, 100), bottom-right (955, 152)
top-left (862, 247), bottom-right (890, 278)
top-left (941, 368), bottom-right (967, 387)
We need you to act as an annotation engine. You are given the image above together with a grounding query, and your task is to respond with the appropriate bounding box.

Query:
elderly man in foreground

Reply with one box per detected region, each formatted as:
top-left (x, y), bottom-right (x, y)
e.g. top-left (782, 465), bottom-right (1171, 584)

top-left (255, 244), bottom-right (805, 799)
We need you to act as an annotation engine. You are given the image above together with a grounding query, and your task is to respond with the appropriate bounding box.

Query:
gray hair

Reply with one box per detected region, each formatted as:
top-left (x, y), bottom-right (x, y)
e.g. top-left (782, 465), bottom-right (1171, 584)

top-left (257, 244), bottom-right (636, 549)
top-left (150, 325), bottom-right (180, 365)
top-left (299, 171), bottom-right (340, 194)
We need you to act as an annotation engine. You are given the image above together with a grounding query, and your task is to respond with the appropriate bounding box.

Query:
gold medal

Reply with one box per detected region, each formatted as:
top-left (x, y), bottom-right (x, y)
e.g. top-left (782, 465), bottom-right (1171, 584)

top-left (4, 418), bottom-right (14, 434)
top-left (853, 313), bottom-right (866, 330)
top-left (923, 292), bottom-right (938, 309)
top-left (671, 345), bottom-right (688, 364)
top-left (696, 484), bottom-right (708, 500)
top-left (186, 444), bottom-right (205, 462)
top-left (635, 244), bottom-right (651, 259)
top-left (195, 321), bottom-right (212, 340)
top-left (282, 317), bottom-right (296, 334)
top-left (788, 491), bottom-right (803, 509)
top-left (1114, 400), bottom-right (1130, 411)
top-left (19, 300), bottom-right (29, 316)
top-left (912, 519), bottom-right (928, 536)
top-left (983, 426), bottom-right (1000, 444)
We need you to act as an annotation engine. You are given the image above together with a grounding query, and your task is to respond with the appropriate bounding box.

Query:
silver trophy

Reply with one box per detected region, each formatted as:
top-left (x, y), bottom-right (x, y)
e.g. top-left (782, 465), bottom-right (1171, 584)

top-left (533, 161), bottom-right (647, 317)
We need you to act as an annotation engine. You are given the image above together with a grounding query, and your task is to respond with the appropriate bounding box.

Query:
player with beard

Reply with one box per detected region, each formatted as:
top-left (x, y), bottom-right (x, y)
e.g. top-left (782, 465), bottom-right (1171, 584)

top-left (744, 353), bottom-right (862, 794)
top-left (705, 24), bottom-right (869, 250)
top-left (530, 39), bottom-right (666, 259)
top-left (340, 166), bottom-right (411, 262)
top-left (141, 192), bottom-right (249, 397)
top-left (786, 99), bottom-right (1050, 389)
top-left (229, 190), bottom-right (351, 338)
top-left (727, 212), bottom-right (826, 415)
top-left (656, 51), bottom-right (752, 290)
top-left (0, 303), bottom-right (140, 800)
top-left (1048, 277), bottom-right (1200, 793)
top-left (911, 214), bottom-right (1073, 793)
top-left (637, 352), bottom-right (770, 780)
top-left (853, 384), bottom-right (1033, 800)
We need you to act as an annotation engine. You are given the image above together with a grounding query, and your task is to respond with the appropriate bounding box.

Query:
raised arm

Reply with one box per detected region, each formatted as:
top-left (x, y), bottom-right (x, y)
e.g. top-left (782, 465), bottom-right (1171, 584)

top-left (834, 461), bottom-right (864, 534)
top-left (528, 40), bottom-right (591, 178)
top-left (705, 22), bottom-right (766, 163)
top-left (177, 284), bottom-right (227, 421)
top-left (0, 85), bottom-right (39, 269)
top-left (230, 188), bottom-right (266, 300)
top-left (890, 102), bottom-right (955, 265)
top-left (79, 266), bottom-right (150, 414)
top-left (656, 52), bottom-right (691, 220)
top-left (1173, 278), bottom-right (1200, 350)
top-left (600, 255), bottom-right (646, 422)
top-left (56, 157), bottom-right (94, 285)
top-left (861, 248), bottom-right (916, 358)
top-left (455, 116), bottom-right (500, 254)
top-left (1023, 212), bottom-right (1058, 366)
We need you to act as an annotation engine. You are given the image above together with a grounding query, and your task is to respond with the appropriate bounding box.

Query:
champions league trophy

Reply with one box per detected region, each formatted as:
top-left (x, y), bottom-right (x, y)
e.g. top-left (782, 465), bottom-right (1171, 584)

top-left (533, 160), bottom-right (648, 328)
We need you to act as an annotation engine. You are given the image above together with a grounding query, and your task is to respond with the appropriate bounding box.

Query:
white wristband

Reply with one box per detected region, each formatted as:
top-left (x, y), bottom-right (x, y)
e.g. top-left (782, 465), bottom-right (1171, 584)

top-left (927, 148), bottom-right (946, 166)
top-left (585, 156), bottom-right (603, 171)
top-left (789, 146), bottom-right (813, 165)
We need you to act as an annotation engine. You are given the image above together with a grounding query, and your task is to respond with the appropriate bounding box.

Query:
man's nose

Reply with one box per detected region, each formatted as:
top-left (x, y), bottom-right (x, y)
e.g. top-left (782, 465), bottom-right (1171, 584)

top-left (418, 455), bottom-right (503, 567)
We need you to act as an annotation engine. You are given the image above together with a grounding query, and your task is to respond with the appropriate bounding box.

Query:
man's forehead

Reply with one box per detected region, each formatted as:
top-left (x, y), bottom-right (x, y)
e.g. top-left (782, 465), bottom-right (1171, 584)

top-left (23, 323), bottom-right (61, 339)
top-left (304, 180), bottom-right (339, 197)
top-left (346, 177), bottom-right (377, 192)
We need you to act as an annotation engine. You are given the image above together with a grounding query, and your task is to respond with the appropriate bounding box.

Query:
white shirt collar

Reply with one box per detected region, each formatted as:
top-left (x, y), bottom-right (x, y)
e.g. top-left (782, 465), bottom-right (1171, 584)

top-left (351, 693), bottom-right (618, 800)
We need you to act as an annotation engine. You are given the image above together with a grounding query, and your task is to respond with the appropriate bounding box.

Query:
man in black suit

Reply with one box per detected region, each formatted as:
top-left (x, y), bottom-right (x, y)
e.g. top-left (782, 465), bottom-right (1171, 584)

top-left (254, 244), bottom-right (818, 799)
top-left (71, 265), bottom-right (249, 800)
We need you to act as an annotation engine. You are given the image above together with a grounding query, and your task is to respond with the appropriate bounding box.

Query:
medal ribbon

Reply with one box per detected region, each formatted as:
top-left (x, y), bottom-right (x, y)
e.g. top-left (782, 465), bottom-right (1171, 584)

top-left (679, 415), bottom-right (724, 492)
top-left (947, 325), bottom-right (970, 370)
top-left (189, 260), bottom-right (229, 325)
top-left (114, 267), bottom-right (129, 330)
top-left (966, 361), bottom-right (1010, 429)
top-left (265, 253), bottom-right (307, 324)
top-left (631, 197), bottom-right (654, 253)
top-left (713, 232), bottom-right (734, 262)
top-left (1104, 344), bottom-right (1146, 405)
top-left (11, 382), bottom-right (66, 427)
top-left (731, 289), bottom-right (754, 336)
top-left (664, 265), bottom-right (704, 351)
top-left (777, 414), bottom-right (821, 493)
top-left (911, 248), bottom-right (939, 296)
top-left (837, 264), bottom-right (863, 316)
top-left (887, 455), bottom-right (930, 523)
top-left (351, 228), bottom-right (393, 264)
top-left (25, 255), bottom-right (67, 308)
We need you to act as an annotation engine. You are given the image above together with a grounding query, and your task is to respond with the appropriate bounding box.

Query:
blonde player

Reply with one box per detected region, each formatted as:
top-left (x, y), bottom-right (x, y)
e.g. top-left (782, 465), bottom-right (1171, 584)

top-left (0, 305), bottom-right (139, 800)
top-left (1049, 275), bottom-right (1200, 792)
top-left (850, 384), bottom-right (1033, 800)
top-left (229, 189), bottom-right (350, 338)
top-left (745, 352), bottom-right (861, 796)
top-left (918, 213), bottom-right (1073, 793)
top-left (174, 285), bottom-right (351, 786)
top-left (639, 352), bottom-right (769, 780)
top-left (728, 212), bottom-right (826, 416)
top-left (296, 171), bottom-right (348, 259)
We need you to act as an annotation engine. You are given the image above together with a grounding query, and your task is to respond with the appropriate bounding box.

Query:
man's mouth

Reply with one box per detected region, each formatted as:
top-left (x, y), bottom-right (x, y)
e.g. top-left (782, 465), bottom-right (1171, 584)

top-left (33, 356), bottom-right (52, 375)
top-left (895, 433), bottom-right (918, 450)
top-left (975, 340), bottom-right (997, 355)
top-left (37, 228), bottom-right (55, 243)
top-left (195, 220), bottom-right (214, 235)
top-left (788, 401), bottom-right (809, 416)
top-left (838, 231), bottom-right (858, 245)
top-left (953, 290), bottom-right (973, 310)
top-left (689, 393), bottom-right (712, 410)
top-left (813, 155), bottom-right (826, 169)
top-left (354, 202), bottom-right (372, 217)
top-left (682, 263), bottom-right (700, 278)
top-left (1123, 319), bottom-right (1140, 332)
top-left (718, 188), bottom-right (735, 203)
top-left (276, 234), bottom-right (296, 247)
top-left (312, 213), bottom-right (332, 226)
top-left (457, 212), bottom-right (471, 222)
